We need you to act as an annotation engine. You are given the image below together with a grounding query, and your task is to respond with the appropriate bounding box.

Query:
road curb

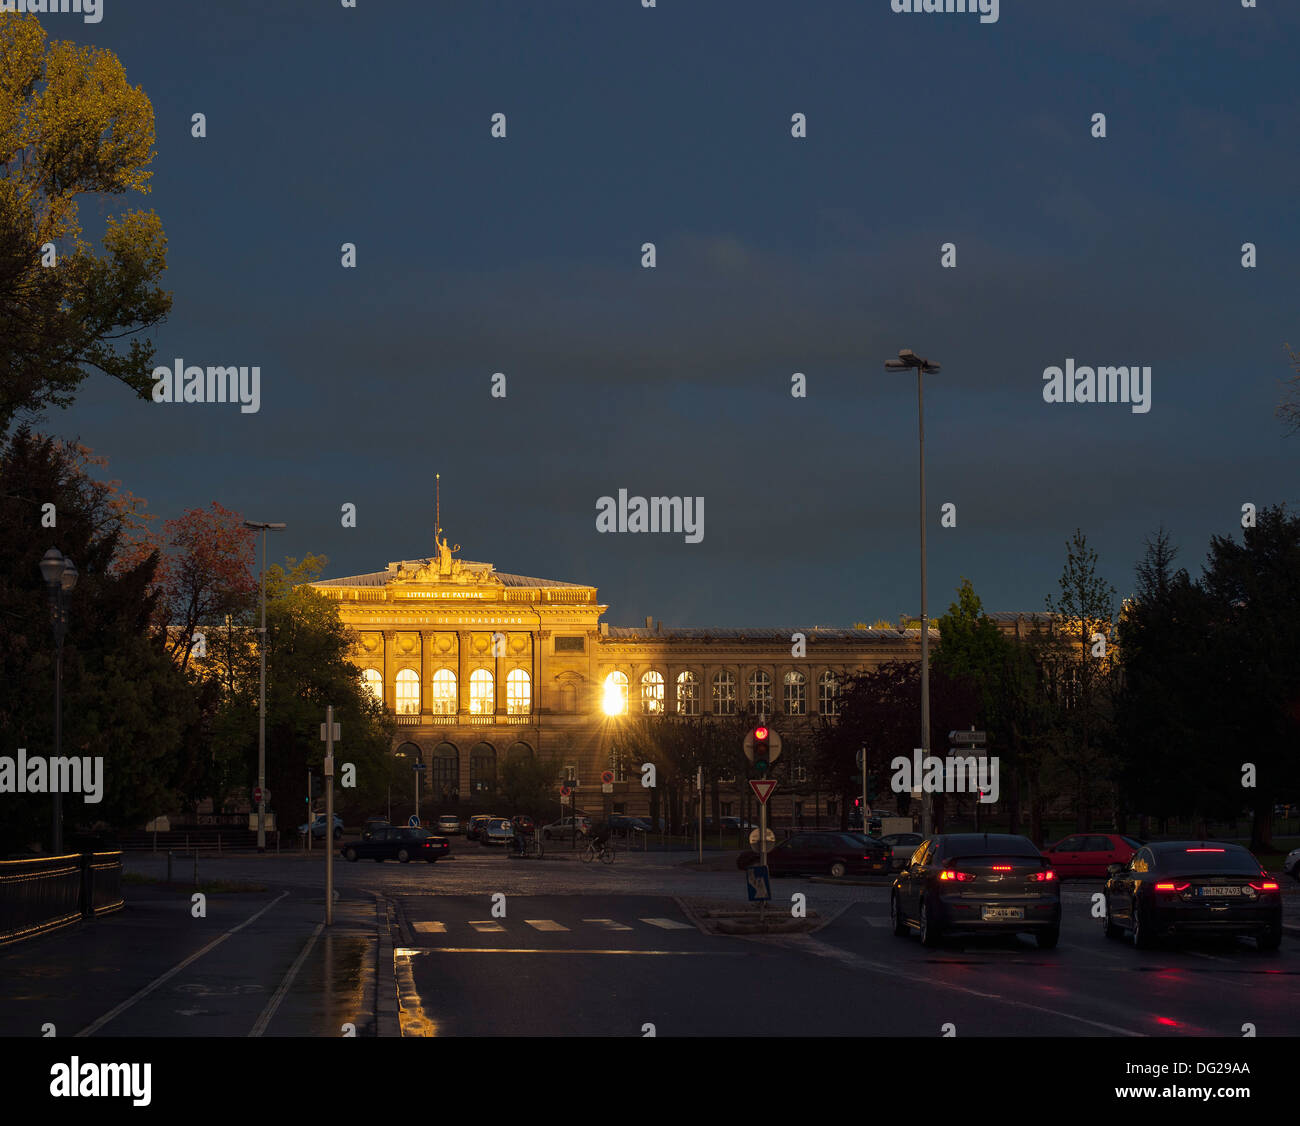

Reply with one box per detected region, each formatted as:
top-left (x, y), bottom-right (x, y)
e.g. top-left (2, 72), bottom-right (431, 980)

top-left (373, 895), bottom-right (400, 1039)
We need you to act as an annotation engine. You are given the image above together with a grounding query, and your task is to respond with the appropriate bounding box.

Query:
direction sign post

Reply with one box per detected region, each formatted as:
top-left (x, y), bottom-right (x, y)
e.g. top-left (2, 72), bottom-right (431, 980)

top-left (319, 705), bottom-right (340, 926)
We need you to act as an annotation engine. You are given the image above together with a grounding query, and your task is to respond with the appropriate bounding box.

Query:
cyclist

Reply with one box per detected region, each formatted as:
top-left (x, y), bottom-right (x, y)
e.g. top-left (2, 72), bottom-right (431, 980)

top-left (510, 814), bottom-right (536, 856)
top-left (589, 820), bottom-right (612, 851)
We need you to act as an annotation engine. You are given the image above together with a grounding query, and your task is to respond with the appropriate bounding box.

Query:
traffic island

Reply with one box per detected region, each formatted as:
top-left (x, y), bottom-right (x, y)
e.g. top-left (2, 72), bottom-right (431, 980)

top-left (676, 898), bottom-right (822, 935)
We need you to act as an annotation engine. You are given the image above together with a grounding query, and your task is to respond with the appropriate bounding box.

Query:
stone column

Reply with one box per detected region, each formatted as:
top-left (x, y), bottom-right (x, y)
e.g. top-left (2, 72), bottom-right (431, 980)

top-left (457, 631), bottom-right (470, 715)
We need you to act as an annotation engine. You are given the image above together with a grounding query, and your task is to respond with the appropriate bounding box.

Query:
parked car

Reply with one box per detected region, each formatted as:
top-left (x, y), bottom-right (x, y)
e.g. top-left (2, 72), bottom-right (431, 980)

top-left (342, 826), bottom-right (449, 863)
top-left (481, 817), bottom-right (515, 846)
top-left (1041, 833), bottom-right (1142, 879)
top-left (1285, 845), bottom-right (1300, 883)
top-left (609, 815), bottom-right (652, 837)
top-left (891, 834), bottom-right (1061, 948)
top-left (436, 814), bottom-right (462, 835)
top-left (1101, 841), bottom-right (1282, 950)
top-left (881, 831), bottom-right (924, 871)
top-left (542, 816), bottom-right (591, 840)
top-left (737, 831), bottom-right (891, 879)
top-left (362, 817), bottom-right (390, 841)
top-left (299, 814), bottom-right (344, 840)
top-left (465, 814), bottom-right (495, 842)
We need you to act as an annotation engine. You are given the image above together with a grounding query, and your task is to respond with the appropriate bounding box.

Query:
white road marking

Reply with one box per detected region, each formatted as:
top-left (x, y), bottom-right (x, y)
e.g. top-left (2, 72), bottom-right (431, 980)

top-left (248, 923), bottom-right (324, 1037)
top-left (76, 891), bottom-right (290, 1037)
top-left (524, 919), bottom-right (569, 932)
top-left (469, 920), bottom-right (505, 932)
top-left (583, 918), bottom-right (633, 931)
top-left (640, 917), bottom-right (693, 930)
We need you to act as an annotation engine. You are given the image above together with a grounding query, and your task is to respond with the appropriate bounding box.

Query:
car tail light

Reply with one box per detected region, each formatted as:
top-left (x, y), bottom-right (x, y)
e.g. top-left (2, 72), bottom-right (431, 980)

top-left (1028, 870), bottom-right (1056, 882)
top-left (1184, 848), bottom-right (1224, 853)
top-left (1154, 882), bottom-right (1191, 893)
top-left (1249, 880), bottom-right (1279, 891)
top-left (939, 869), bottom-right (973, 882)
top-left (991, 865), bottom-right (1012, 871)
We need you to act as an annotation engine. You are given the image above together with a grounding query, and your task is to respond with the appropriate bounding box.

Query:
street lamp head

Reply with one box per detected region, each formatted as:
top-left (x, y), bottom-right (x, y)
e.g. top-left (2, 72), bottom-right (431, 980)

top-left (40, 548), bottom-right (65, 586)
top-left (243, 520), bottom-right (287, 530)
top-left (60, 559), bottom-right (78, 591)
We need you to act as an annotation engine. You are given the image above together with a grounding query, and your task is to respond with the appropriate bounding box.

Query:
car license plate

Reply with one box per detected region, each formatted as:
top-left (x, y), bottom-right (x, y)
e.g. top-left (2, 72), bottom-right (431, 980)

top-left (1198, 886), bottom-right (1240, 896)
top-left (982, 906), bottom-right (1024, 921)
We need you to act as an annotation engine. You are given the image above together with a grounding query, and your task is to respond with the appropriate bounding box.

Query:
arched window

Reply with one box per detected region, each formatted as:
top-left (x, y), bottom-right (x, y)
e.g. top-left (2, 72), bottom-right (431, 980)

top-left (431, 669), bottom-right (457, 715)
top-left (505, 741), bottom-right (533, 763)
top-left (818, 671), bottom-right (840, 716)
top-left (712, 670), bottom-right (736, 716)
top-left (559, 682), bottom-right (577, 714)
top-left (748, 670), bottom-right (772, 716)
top-left (507, 669), bottom-right (531, 715)
top-left (469, 669), bottom-right (494, 715)
top-left (432, 742), bottom-right (458, 799)
top-left (784, 670), bottom-right (806, 715)
top-left (676, 670), bottom-right (699, 716)
top-left (395, 669), bottom-right (419, 714)
top-left (469, 742), bottom-right (496, 794)
top-left (361, 668), bottom-right (383, 705)
top-left (602, 671), bottom-right (628, 716)
top-left (640, 670), bottom-right (664, 714)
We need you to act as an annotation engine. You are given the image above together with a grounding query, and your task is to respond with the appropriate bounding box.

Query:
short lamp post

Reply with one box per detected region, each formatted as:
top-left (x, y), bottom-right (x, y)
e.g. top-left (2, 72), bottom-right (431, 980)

top-left (39, 547), bottom-right (78, 854)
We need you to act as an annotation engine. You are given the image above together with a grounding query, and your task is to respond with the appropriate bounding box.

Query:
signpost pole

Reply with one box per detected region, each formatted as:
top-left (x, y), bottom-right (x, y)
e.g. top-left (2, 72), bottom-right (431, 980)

top-left (306, 770), bottom-right (312, 854)
top-left (697, 765), bottom-right (703, 864)
top-left (324, 705), bottom-right (336, 927)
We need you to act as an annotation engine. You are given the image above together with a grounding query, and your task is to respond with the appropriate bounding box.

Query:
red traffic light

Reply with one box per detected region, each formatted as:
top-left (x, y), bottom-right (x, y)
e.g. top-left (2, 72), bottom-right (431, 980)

top-left (754, 726), bottom-right (769, 740)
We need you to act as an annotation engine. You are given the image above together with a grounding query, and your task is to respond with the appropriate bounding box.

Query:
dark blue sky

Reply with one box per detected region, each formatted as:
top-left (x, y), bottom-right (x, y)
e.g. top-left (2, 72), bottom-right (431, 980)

top-left (36, 0), bottom-right (1299, 627)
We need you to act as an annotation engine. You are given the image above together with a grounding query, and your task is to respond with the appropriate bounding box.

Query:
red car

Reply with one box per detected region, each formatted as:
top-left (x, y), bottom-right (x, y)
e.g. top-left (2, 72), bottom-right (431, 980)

top-left (1041, 833), bottom-right (1142, 879)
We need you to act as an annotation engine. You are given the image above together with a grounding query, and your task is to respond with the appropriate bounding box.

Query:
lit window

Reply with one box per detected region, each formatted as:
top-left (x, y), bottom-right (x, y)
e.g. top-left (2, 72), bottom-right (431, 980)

top-left (640, 670), bottom-right (664, 714)
top-left (818, 672), bottom-right (839, 716)
top-left (712, 671), bottom-right (736, 716)
top-left (676, 670), bottom-right (699, 716)
top-left (507, 669), bottom-right (531, 715)
top-left (610, 753), bottom-right (627, 783)
top-left (362, 668), bottom-right (383, 705)
top-left (602, 671), bottom-right (629, 716)
top-left (784, 670), bottom-right (806, 715)
top-left (469, 669), bottom-right (494, 715)
top-left (431, 669), bottom-right (457, 715)
top-left (748, 670), bottom-right (772, 716)
top-left (395, 669), bottom-right (419, 714)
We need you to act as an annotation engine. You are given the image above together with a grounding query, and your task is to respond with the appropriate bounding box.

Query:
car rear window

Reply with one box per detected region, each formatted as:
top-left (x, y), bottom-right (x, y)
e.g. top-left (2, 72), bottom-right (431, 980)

top-left (403, 828), bottom-right (431, 840)
top-left (1159, 847), bottom-right (1260, 875)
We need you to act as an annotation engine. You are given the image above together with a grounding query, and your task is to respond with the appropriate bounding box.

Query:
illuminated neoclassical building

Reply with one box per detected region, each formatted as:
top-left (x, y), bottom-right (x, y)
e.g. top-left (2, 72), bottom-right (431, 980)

top-left (310, 540), bottom-right (944, 823)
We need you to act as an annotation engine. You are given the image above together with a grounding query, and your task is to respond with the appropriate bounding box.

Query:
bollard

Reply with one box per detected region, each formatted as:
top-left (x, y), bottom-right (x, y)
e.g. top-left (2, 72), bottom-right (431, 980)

top-left (167, 849), bottom-right (173, 883)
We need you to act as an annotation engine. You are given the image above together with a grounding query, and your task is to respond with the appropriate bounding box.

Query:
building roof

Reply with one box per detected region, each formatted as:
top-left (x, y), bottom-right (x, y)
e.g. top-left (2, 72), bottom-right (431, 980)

top-left (603, 626), bottom-right (934, 641)
top-left (311, 560), bottom-right (591, 590)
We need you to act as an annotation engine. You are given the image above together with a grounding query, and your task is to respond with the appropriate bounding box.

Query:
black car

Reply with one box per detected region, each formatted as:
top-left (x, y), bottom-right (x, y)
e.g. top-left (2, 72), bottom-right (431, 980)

top-left (609, 814), bottom-right (652, 837)
top-left (342, 826), bottom-right (450, 864)
top-left (891, 834), bottom-right (1061, 948)
top-left (362, 817), bottom-right (390, 841)
top-left (737, 831), bottom-right (891, 878)
top-left (1101, 841), bottom-right (1282, 950)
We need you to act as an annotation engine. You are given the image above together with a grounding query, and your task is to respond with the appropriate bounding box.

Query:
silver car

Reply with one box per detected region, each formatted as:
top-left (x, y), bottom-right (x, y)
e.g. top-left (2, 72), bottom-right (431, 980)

top-left (436, 814), bottom-right (461, 835)
top-left (1285, 846), bottom-right (1300, 882)
top-left (480, 817), bottom-right (515, 846)
top-left (881, 831), bottom-right (924, 871)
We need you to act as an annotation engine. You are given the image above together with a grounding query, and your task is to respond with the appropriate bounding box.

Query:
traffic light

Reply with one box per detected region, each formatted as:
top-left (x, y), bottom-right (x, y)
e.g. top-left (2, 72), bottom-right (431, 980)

top-left (853, 797), bottom-right (862, 808)
top-left (752, 726), bottom-right (770, 775)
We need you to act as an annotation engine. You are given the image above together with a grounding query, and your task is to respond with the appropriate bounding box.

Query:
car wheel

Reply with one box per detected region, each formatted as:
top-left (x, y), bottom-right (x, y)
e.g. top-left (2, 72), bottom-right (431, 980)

top-left (1036, 924), bottom-right (1060, 950)
top-left (1257, 928), bottom-right (1282, 952)
top-left (344, 847), bottom-right (357, 862)
top-left (1102, 900), bottom-right (1121, 940)
top-left (397, 848), bottom-right (411, 863)
top-left (890, 893), bottom-right (908, 936)
top-left (830, 861), bottom-right (847, 879)
top-left (919, 896), bottom-right (941, 947)
top-left (1131, 898), bottom-right (1154, 949)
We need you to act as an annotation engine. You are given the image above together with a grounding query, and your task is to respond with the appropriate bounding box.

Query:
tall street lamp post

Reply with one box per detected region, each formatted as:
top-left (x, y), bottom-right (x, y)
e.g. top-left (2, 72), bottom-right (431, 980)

top-left (244, 520), bottom-right (286, 852)
top-left (883, 349), bottom-right (942, 835)
top-left (39, 547), bottom-right (78, 853)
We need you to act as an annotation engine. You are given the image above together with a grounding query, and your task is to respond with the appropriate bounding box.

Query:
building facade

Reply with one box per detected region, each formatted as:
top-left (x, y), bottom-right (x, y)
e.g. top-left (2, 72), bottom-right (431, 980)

top-left (311, 545), bottom-right (939, 824)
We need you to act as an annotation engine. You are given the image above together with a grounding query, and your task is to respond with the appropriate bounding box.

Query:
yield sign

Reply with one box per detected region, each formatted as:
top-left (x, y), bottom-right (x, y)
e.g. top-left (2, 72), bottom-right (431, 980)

top-left (749, 779), bottom-right (777, 805)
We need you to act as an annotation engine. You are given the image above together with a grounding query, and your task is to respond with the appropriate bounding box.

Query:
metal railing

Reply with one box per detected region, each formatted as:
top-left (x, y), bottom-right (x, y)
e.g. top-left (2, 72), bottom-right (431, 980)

top-left (0, 851), bottom-right (125, 947)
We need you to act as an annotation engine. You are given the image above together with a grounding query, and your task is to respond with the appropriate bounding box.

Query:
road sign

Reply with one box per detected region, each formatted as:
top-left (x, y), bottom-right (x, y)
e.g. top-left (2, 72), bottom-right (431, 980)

top-left (408, 815), bottom-right (420, 828)
top-left (748, 827), bottom-right (775, 847)
top-left (746, 865), bottom-right (771, 902)
top-left (412, 761), bottom-right (426, 771)
top-left (560, 785), bottom-right (571, 797)
top-left (948, 730), bottom-right (987, 745)
top-left (560, 795), bottom-right (571, 806)
top-left (600, 770), bottom-right (614, 784)
top-left (320, 722), bottom-right (341, 742)
top-left (601, 783), bottom-right (613, 793)
top-left (253, 786), bottom-right (263, 806)
top-left (749, 779), bottom-right (777, 805)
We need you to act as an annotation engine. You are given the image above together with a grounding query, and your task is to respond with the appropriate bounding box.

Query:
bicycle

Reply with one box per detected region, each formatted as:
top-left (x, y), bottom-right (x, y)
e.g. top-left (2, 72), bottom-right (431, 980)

top-left (509, 833), bottom-right (544, 859)
top-left (581, 838), bottom-right (615, 864)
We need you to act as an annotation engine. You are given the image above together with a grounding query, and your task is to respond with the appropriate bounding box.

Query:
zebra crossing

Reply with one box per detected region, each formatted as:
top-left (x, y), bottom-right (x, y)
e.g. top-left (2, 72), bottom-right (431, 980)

top-left (410, 915), bottom-right (695, 936)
